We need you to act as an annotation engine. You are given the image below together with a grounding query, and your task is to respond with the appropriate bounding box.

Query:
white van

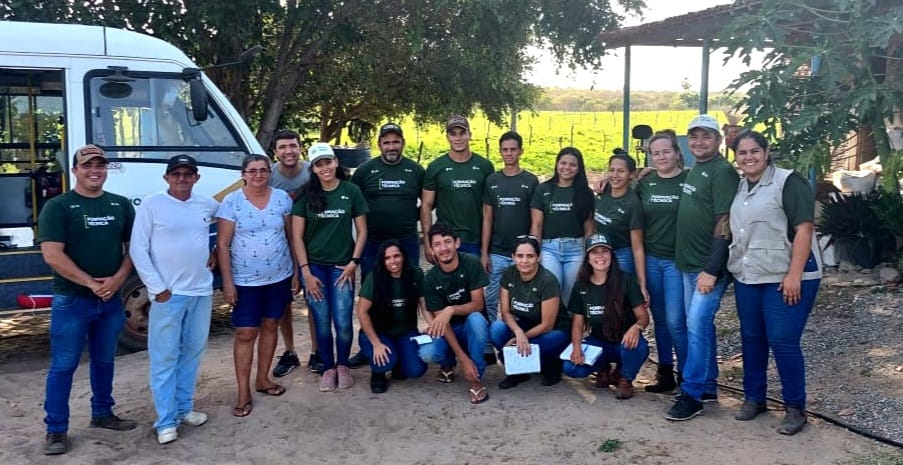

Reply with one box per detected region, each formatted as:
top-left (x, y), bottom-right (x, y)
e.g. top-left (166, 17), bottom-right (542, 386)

top-left (0, 21), bottom-right (263, 349)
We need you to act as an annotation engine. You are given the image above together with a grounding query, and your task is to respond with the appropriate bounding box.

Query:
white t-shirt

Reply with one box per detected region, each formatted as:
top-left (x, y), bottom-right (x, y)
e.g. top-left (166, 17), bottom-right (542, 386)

top-left (130, 191), bottom-right (220, 298)
top-left (217, 188), bottom-right (294, 286)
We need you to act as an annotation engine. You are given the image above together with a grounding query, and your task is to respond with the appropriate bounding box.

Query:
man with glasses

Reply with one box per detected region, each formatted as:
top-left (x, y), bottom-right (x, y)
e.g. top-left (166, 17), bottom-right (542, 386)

top-left (38, 145), bottom-right (137, 455)
top-left (267, 130), bottom-right (321, 377)
top-left (480, 131), bottom-right (538, 323)
top-left (130, 155), bottom-right (219, 445)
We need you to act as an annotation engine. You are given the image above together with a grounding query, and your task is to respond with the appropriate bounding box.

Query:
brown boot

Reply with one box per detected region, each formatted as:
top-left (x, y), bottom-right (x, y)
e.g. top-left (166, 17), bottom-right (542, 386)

top-left (594, 370), bottom-right (610, 388)
top-left (615, 372), bottom-right (634, 400)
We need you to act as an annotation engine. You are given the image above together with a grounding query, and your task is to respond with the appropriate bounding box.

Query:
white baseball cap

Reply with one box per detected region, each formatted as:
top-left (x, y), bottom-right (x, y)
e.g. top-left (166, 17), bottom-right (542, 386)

top-left (687, 114), bottom-right (721, 136)
top-left (308, 142), bottom-right (336, 164)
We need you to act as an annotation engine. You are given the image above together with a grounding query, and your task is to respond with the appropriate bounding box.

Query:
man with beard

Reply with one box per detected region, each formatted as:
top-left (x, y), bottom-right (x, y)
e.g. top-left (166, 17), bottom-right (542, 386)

top-left (351, 123), bottom-right (425, 277)
top-left (268, 130), bottom-right (320, 377)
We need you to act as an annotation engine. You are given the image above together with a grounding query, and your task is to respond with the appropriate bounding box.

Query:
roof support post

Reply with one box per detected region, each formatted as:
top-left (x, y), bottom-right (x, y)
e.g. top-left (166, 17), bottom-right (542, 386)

top-left (700, 39), bottom-right (711, 114)
top-left (622, 45), bottom-right (632, 150)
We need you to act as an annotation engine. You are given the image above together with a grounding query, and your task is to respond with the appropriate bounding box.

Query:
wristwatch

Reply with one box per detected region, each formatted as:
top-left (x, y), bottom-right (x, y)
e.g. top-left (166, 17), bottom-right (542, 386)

top-left (351, 257), bottom-right (361, 265)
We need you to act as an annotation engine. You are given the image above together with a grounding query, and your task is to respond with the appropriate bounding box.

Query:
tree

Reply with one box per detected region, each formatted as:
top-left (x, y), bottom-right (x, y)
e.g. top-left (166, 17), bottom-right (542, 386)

top-left (3, 1), bottom-right (645, 148)
top-left (720, 0), bottom-right (903, 189)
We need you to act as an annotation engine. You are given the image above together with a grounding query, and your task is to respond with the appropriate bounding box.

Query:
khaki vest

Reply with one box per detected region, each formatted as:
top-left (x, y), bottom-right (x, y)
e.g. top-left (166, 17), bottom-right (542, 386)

top-left (727, 164), bottom-right (822, 284)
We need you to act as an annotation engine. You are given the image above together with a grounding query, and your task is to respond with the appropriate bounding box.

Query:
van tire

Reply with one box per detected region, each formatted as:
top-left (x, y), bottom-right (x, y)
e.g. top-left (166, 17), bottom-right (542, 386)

top-left (118, 274), bottom-right (149, 352)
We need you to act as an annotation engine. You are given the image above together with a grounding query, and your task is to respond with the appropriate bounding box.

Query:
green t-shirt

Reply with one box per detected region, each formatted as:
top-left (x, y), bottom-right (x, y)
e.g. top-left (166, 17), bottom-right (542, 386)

top-left (423, 153), bottom-right (494, 245)
top-left (291, 180), bottom-right (368, 265)
top-left (675, 155), bottom-right (740, 272)
top-left (747, 171), bottom-right (815, 242)
top-left (351, 157), bottom-right (424, 242)
top-left (482, 170), bottom-right (539, 255)
top-left (567, 275), bottom-right (645, 344)
top-left (592, 189), bottom-right (644, 250)
top-left (530, 182), bottom-right (585, 239)
top-left (637, 171), bottom-right (687, 259)
top-left (423, 252), bottom-right (489, 326)
top-left (36, 190), bottom-right (135, 297)
top-left (500, 265), bottom-right (568, 330)
top-left (359, 267), bottom-right (424, 338)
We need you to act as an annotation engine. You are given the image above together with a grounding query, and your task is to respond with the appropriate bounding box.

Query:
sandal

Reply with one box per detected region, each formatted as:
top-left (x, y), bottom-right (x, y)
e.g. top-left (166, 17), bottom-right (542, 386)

top-left (436, 368), bottom-right (455, 384)
top-left (255, 384), bottom-right (286, 396)
top-left (469, 385), bottom-right (489, 404)
top-left (232, 401), bottom-right (253, 417)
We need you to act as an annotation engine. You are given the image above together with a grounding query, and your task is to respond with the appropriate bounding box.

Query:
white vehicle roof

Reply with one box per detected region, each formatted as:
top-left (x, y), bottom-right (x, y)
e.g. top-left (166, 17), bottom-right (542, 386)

top-left (0, 21), bottom-right (195, 67)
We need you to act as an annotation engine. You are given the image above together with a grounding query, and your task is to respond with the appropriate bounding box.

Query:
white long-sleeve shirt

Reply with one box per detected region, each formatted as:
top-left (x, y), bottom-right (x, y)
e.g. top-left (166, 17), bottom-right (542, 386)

top-left (130, 191), bottom-right (220, 298)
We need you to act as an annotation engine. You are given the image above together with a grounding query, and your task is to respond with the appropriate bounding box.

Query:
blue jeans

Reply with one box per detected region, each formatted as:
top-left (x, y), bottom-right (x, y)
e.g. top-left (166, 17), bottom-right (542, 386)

top-left (418, 313), bottom-right (489, 378)
top-left (646, 255), bottom-right (686, 371)
top-left (148, 294), bottom-right (212, 432)
top-left (489, 320), bottom-right (569, 370)
top-left (303, 263), bottom-right (354, 370)
top-left (680, 271), bottom-right (729, 400)
top-left (614, 246), bottom-right (635, 274)
top-left (360, 237), bottom-right (420, 280)
top-left (358, 330), bottom-right (428, 378)
top-left (458, 242), bottom-right (481, 258)
top-left (484, 254), bottom-right (513, 323)
top-left (540, 237), bottom-right (583, 307)
top-left (562, 335), bottom-right (649, 381)
top-left (44, 294), bottom-right (126, 434)
top-left (735, 279), bottom-right (819, 408)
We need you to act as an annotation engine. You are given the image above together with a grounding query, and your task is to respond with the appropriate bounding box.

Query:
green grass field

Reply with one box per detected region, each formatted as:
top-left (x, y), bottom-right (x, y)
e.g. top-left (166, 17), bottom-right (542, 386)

top-left (384, 110), bottom-right (729, 176)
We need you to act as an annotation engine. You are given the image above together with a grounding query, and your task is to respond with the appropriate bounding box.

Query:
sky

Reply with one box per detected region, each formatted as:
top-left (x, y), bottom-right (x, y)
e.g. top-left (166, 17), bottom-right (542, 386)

top-left (526, 0), bottom-right (765, 92)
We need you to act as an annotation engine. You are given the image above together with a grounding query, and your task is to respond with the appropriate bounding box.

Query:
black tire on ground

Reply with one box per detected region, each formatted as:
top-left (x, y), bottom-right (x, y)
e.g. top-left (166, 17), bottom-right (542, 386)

top-left (118, 274), bottom-right (149, 352)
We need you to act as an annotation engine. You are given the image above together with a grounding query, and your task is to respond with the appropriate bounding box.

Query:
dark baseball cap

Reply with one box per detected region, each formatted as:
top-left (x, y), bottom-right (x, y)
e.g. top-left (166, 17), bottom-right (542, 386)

top-left (166, 154), bottom-right (198, 174)
top-left (379, 123), bottom-right (404, 138)
top-left (585, 234), bottom-right (613, 253)
top-left (446, 115), bottom-right (470, 132)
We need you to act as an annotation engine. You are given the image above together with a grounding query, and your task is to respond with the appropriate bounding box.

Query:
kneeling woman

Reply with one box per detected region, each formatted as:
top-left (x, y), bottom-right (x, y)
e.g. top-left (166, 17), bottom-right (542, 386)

top-left (489, 236), bottom-right (569, 389)
top-left (357, 240), bottom-right (429, 393)
top-left (563, 234), bottom-right (650, 399)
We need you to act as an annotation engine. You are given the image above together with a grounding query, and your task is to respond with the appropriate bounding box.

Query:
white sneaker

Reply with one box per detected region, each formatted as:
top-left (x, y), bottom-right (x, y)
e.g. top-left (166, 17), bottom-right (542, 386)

top-left (181, 411), bottom-right (208, 427)
top-left (157, 427), bottom-right (178, 445)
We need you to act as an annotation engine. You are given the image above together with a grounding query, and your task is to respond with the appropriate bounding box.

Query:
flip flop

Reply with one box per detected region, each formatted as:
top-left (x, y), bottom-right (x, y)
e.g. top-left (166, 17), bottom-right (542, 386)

top-left (436, 368), bottom-right (455, 384)
top-left (469, 385), bottom-right (489, 405)
top-left (255, 384), bottom-right (286, 396)
top-left (232, 401), bottom-right (253, 417)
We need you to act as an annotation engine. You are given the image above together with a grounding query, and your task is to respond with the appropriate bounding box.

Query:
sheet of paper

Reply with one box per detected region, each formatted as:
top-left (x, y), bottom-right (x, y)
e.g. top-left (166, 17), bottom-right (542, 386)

top-left (559, 343), bottom-right (603, 366)
top-left (503, 344), bottom-right (541, 375)
top-left (409, 334), bottom-right (434, 345)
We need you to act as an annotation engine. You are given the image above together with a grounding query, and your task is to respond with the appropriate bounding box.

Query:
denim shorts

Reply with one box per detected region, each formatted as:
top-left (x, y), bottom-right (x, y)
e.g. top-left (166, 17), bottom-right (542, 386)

top-left (232, 277), bottom-right (292, 327)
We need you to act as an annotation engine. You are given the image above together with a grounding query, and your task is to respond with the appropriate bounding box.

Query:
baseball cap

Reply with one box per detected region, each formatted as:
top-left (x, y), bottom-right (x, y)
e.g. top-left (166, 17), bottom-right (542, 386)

top-left (379, 123), bottom-right (404, 138)
top-left (687, 114), bottom-right (721, 136)
top-left (308, 142), bottom-right (336, 164)
top-left (446, 115), bottom-right (470, 132)
top-left (585, 234), bottom-right (613, 253)
top-left (72, 144), bottom-right (107, 165)
top-left (166, 154), bottom-right (198, 174)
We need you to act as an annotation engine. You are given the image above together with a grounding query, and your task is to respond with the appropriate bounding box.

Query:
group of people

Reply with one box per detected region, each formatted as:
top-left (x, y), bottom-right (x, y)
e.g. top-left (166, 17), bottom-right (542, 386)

top-left (36, 113), bottom-right (822, 455)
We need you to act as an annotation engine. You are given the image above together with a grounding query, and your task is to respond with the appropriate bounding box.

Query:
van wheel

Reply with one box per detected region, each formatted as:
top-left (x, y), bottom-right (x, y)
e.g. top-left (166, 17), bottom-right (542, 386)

top-left (118, 274), bottom-right (149, 352)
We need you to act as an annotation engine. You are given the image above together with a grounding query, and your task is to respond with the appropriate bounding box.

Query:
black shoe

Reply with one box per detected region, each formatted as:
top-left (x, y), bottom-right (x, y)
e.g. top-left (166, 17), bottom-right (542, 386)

top-left (540, 359), bottom-right (563, 386)
top-left (735, 401), bottom-right (767, 421)
top-left (307, 352), bottom-right (324, 374)
top-left (777, 406), bottom-right (807, 435)
top-left (44, 433), bottom-right (69, 455)
top-left (665, 395), bottom-right (703, 421)
top-left (348, 351), bottom-right (369, 369)
top-left (541, 370), bottom-right (562, 386)
top-left (370, 373), bottom-right (388, 394)
top-left (273, 351), bottom-right (301, 378)
top-left (390, 365), bottom-right (407, 380)
top-left (499, 374), bottom-right (531, 389)
top-left (645, 364), bottom-right (677, 393)
top-left (90, 414), bottom-right (137, 431)
top-left (701, 392), bottom-right (719, 403)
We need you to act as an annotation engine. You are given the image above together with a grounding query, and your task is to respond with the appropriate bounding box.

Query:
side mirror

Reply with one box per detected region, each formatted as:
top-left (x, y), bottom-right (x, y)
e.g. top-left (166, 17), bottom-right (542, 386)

top-left (182, 68), bottom-right (208, 122)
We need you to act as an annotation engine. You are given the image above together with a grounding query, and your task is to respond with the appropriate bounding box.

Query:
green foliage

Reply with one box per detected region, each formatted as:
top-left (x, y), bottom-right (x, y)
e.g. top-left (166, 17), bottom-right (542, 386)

top-left (818, 193), bottom-right (891, 241)
top-left (597, 439), bottom-right (621, 453)
top-left (388, 109), bottom-right (728, 176)
top-left (720, 0), bottom-right (903, 185)
top-left (871, 188), bottom-right (903, 239)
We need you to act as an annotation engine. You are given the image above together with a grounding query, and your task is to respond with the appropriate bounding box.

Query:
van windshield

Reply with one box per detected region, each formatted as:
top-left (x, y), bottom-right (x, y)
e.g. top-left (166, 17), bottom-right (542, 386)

top-left (87, 71), bottom-right (246, 167)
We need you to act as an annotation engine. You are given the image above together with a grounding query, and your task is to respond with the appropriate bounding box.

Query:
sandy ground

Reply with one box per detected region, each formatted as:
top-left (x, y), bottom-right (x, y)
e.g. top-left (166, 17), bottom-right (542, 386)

top-left (0, 305), bottom-right (899, 465)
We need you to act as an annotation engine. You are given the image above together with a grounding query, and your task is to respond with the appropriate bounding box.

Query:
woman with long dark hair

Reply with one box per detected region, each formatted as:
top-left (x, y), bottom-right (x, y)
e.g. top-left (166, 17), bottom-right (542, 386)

top-left (291, 143), bottom-right (368, 392)
top-left (563, 234), bottom-right (650, 399)
top-left (217, 154), bottom-right (296, 417)
top-left (488, 236), bottom-right (569, 389)
top-left (529, 147), bottom-right (594, 306)
top-left (356, 239), bottom-right (429, 393)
